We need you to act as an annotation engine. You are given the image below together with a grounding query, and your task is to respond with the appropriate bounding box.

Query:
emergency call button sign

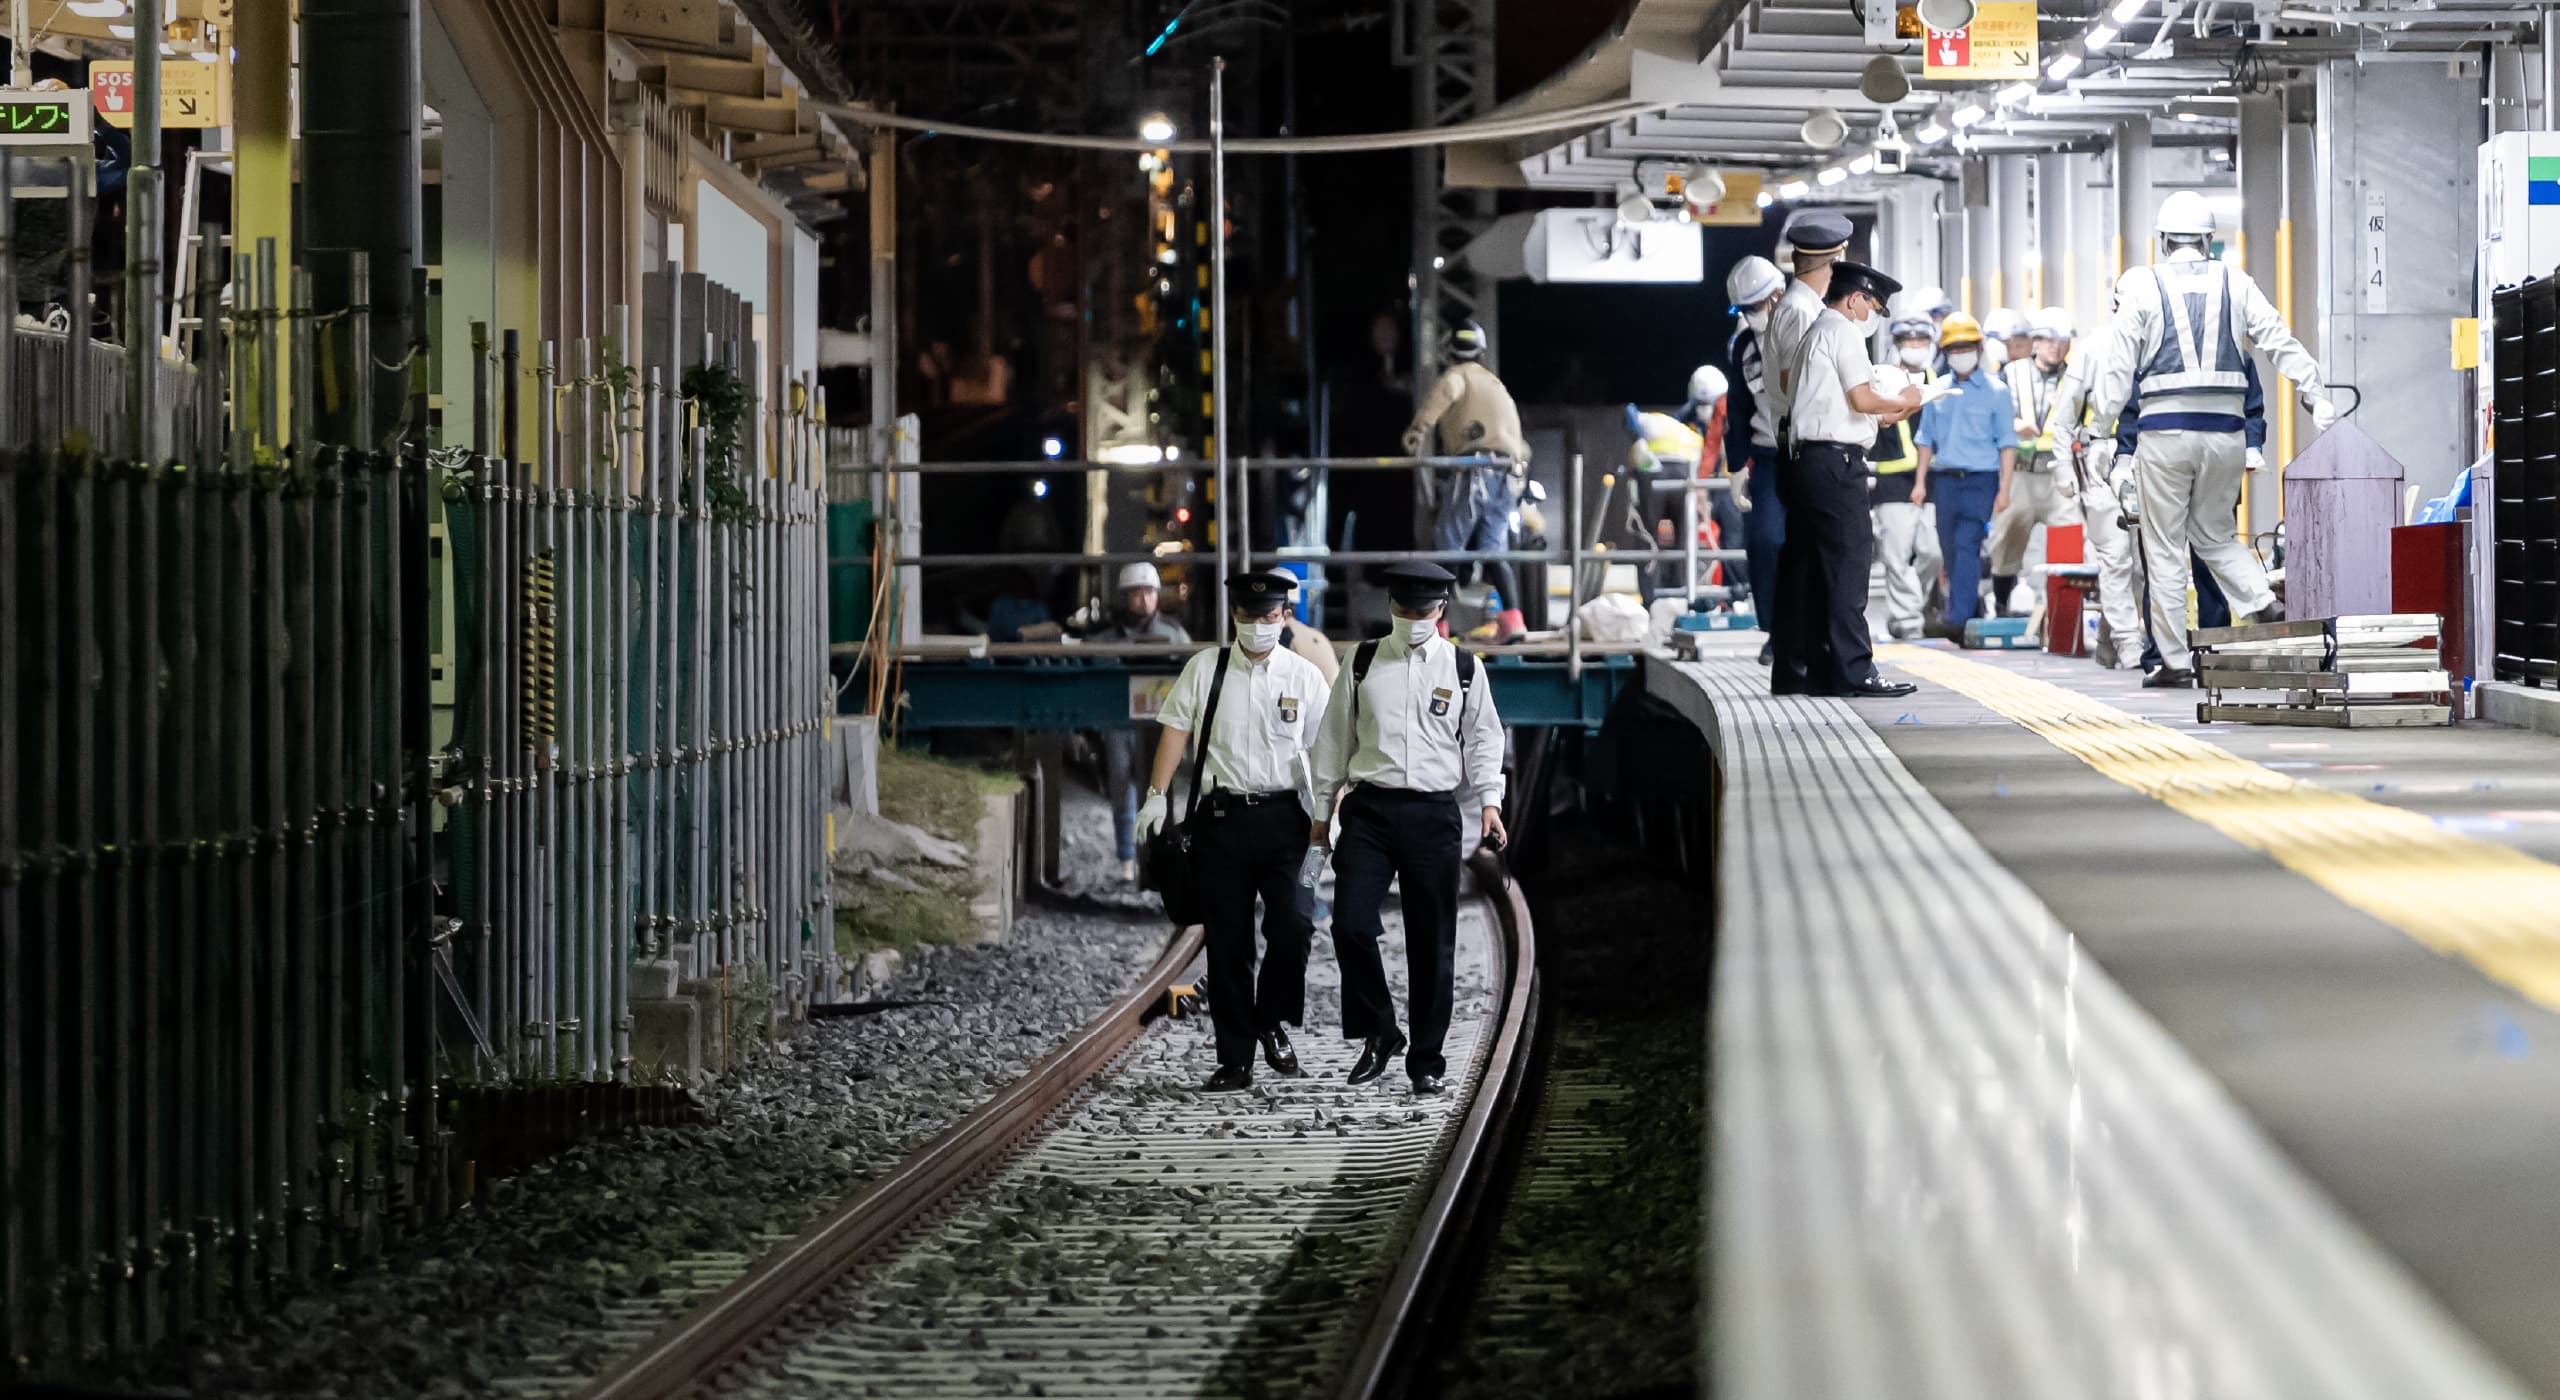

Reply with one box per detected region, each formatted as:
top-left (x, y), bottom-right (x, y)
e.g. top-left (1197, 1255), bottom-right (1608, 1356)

top-left (88, 61), bottom-right (226, 130)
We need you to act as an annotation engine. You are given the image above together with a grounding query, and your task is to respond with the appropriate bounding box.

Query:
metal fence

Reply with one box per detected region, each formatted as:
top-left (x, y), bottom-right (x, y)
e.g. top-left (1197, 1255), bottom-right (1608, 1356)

top-left (2, 261), bottom-right (835, 1370)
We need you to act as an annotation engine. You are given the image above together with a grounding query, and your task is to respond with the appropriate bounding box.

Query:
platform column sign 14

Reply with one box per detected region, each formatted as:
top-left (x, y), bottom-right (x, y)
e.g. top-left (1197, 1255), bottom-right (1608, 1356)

top-left (2362, 188), bottom-right (2388, 315)
top-left (0, 88), bottom-right (92, 147)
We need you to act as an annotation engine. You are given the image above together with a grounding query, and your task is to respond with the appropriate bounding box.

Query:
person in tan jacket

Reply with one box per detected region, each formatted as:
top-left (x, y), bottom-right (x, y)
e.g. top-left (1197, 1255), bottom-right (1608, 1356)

top-left (1403, 320), bottom-right (1530, 641)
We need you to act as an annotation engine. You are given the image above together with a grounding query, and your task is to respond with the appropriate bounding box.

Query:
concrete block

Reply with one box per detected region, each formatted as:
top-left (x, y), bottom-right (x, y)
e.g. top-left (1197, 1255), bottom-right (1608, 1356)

top-left (629, 958), bottom-right (683, 1002)
top-left (2477, 681), bottom-right (2560, 737)
top-left (630, 996), bottom-right (703, 1087)
top-left (680, 978), bottom-right (728, 1071)
top-left (973, 791), bottom-right (1017, 943)
top-left (834, 717), bottom-right (881, 835)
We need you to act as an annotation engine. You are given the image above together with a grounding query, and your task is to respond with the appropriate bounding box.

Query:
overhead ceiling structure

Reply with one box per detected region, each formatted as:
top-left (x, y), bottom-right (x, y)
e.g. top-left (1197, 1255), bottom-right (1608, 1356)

top-left (1451, 0), bottom-right (2540, 202)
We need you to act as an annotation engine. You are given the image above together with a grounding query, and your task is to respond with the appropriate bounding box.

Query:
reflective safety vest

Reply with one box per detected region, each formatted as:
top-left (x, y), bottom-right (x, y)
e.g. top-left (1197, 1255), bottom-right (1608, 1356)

top-left (1871, 418), bottom-right (1918, 475)
top-left (2006, 359), bottom-right (2066, 457)
top-left (2137, 259), bottom-right (2251, 403)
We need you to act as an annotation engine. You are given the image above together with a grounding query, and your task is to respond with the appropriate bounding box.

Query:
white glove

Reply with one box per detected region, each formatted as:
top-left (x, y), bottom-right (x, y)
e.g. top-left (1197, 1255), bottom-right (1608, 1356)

top-left (2307, 397), bottom-right (2338, 432)
top-left (2055, 463), bottom-right (2079, 500)
top-left (1401, 427), bottom-right (1430, 457)
top-left (2245, 446), bottom-right (2266, 473)
top-left (1136, 790), bottom-right (1169, 840)
top-left (2110, 460), bottom-right (2141, 523)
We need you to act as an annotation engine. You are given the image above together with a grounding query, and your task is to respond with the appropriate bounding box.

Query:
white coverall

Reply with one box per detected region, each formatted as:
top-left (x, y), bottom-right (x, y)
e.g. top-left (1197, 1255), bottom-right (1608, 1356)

top-left (1989, 355), bottom-right (2081, 601)
top-left (2046, 351), bottom-right (2144, 668)
top-left (2086, 249), bottom-right (2327, 673)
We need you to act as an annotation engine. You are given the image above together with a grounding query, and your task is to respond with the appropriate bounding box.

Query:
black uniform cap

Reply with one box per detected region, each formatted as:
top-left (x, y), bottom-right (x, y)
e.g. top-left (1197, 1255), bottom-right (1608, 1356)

top-left (1226, 569), bottom-right (1298, 610)
top-left (1825, 260), bottom-right (1904, 306)
top-left (1381, 560), bottom-right (1458, 605)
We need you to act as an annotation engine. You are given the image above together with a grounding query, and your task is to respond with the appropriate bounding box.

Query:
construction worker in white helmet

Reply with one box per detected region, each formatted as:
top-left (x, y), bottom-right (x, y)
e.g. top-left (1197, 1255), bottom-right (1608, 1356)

top-left (1986, 307), bottom-right (2082, 617)
top-left (1724, 254), bottom-right (1789, 663)
top-left (1406, 318), bottom-right (1531, 642)
top-left (1981, 306), bottom-right (2029, 373)
top-left (2085, 187), bottom-right (2338, 687)
top-left (1086, 561), bottom-right (1193, 881)
top-left (1675, 364), bottom-right (1746, 601)
top-left (2044, 317), bottom-right (2148, 669)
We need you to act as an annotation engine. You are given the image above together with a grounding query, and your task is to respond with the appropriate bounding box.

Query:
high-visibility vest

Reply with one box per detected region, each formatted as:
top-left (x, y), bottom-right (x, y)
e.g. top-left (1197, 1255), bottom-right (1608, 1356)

top-left (2006, 359), bottom-right (2065, 456)
top-left (2137, 260), bottom-right (2251, 400)
top-left (1871, 418), bottom-right (1918, 475)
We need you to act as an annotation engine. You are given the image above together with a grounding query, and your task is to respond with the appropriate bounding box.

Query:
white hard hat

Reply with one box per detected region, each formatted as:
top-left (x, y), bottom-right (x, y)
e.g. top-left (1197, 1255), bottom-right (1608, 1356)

top-left (2030, 306), bottom-right (2076, 340)
top-left (1689, 364), bottom-right (1729, 403)
top-left (2156, 189), bottom-right (2216, 239)
top-left (1117, 562), bottom-right (1161, 591)
top-left (1725, 256), bottom-right (1785, 309)
top-left (1894, 284), bottom-right (1952, 320)
top-left (1983, 307), bottom-right (2029, 341)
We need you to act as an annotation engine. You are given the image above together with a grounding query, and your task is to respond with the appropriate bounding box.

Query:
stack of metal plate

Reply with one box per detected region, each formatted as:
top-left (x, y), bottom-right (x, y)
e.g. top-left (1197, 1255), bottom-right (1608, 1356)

top-left (2192, 613), bottom-right (2453, 727)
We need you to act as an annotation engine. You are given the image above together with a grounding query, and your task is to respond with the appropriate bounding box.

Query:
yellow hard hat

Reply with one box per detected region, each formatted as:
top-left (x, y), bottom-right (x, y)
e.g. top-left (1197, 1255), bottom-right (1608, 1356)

top-left (1938, 311), bottom-right (1984, 349)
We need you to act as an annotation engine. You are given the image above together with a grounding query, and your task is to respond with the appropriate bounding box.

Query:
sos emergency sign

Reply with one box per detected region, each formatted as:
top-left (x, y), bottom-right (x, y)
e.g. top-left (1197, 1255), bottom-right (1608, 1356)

top-left (89, 61), bottom-right (226, 129)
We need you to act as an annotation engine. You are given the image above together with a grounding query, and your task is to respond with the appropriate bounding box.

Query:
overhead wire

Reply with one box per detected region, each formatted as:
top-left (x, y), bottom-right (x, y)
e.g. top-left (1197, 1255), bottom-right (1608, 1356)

top-left (816, 97), bottom-right (1664, 155)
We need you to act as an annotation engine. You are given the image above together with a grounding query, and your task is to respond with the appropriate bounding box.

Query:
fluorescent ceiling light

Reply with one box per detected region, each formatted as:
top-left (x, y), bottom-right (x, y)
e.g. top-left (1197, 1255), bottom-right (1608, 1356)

top-left (1138, 114), bottom-right (1176, 143)
top-left (1849, 154), bottom-right (1876, 175)
top-left (2110, 0), bottom-right (2144, 20)
top-left (2177, 111), bottom-right (2202, 122)
top-left (1779, 179), bottom-right (1811, 199)
top-left (1916, 121), bottom-right (1950, 145)
top-left (2049, 52), bottom-right (2082, 79)
top-left (1997, 81), bottom-right (2035, 107)
top-left (1952, 103), bottom-right (1987, 127)
top-left (1756, 191), bottom-right (1775, 208)
top-left (2086, 22), bottom-right (2118, 45)
top-left (1817, 166), bottom-right (1848, 186)
top-left (1098, 445), bottom-right (1166, 466)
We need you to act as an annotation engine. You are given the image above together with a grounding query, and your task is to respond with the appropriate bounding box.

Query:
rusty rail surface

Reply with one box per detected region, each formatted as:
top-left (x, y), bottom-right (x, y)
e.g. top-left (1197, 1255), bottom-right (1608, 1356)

top-left (578, 922), bottom-right (1208, 1399)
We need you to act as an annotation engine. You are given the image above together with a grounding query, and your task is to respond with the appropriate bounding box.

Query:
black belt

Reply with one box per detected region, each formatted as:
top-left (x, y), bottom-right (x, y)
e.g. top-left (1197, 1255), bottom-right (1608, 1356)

top-left (1351, 786), bottom-right (1458, 804)
top-left (1204, 789), bottom-right (1297, 811)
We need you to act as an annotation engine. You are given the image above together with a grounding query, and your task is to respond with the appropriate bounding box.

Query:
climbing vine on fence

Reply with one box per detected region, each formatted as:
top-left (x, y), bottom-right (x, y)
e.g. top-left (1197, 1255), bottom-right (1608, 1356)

top-left (683, 362), bottom-right (754, 525)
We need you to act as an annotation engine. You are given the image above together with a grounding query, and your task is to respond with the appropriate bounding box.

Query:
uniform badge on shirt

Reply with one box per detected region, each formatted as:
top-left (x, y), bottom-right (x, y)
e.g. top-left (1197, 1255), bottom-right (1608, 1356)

top-left (1278, 696), bottom-right (1300, 724)
top-left (1430, 686), bottom-right (1453, 717)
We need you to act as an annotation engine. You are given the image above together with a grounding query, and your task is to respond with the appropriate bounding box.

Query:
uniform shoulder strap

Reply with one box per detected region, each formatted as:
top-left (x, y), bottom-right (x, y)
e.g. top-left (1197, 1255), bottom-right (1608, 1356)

top-left (1350, 638), bottom-right (1382, 732)
top-left (1184, 646), bottom-right (1232, 819)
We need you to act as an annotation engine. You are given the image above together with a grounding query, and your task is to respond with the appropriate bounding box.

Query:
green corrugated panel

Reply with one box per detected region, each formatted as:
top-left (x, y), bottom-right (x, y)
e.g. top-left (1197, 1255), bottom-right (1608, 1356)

top-left (828, 498), bottom-right (875, 645)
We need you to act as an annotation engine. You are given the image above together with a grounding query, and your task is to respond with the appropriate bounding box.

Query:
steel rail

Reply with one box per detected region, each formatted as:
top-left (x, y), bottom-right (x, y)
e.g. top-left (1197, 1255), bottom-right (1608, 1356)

top-left (1335, 862), bottom-right (1542, 1400)
top-left (576, 922), bottom-right (1209, 1400)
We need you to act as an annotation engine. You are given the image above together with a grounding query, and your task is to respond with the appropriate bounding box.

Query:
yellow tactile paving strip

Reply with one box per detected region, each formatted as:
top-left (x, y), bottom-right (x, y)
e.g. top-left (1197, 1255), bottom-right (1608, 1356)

top-left (1880, 645), bottom-right (2560, 1009)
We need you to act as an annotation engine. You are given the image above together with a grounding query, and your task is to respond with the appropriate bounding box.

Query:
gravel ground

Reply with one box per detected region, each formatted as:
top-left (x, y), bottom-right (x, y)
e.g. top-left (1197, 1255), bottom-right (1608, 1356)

top-left (1432, 836), bottom-right (1710, 1400)
top-left (723, 885), bottom-right (1495, 1399)
top-left (83, 783), bottom-right (1177, 1400)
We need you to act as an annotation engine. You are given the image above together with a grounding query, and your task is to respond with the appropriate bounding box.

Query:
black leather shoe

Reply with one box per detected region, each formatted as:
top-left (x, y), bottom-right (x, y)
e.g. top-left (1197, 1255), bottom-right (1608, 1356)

top-left (1346, 1033), bottom-right (1406, 1086)
top-left (1260, 1027), bottom-right (1303, 1077)
top-left (1923, 619), bottom-right (1966, 641)
top-left (1755, 639), bottom-right (1773, 666)
top-left (2142, 666), bottom-right (2197, 689)
top-left (1204, 1063), bottom-right (1253, 1092)
top-left (1411, 1075), bottom-right (1445, 1096)
top-left (1839, 676), bottom-right (1917, 699)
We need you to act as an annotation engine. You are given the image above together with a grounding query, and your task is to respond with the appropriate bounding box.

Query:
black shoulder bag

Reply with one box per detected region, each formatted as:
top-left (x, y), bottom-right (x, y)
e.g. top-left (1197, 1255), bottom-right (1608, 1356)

top-left (1140, 646), bottom-right (1231, 926)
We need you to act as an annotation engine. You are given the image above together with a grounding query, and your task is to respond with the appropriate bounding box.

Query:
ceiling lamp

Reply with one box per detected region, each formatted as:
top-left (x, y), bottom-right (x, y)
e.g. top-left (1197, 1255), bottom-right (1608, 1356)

top-left (1916, 0), bottom-right (1976, 32)
top-left (1616, 191), bottom-right (1657, 224)
top-left (1778, 179), bottom-right (1811, 199)
top-left (1859, 55), bottom-right (1911, 105)
top-left (1800, 107), bottom-right (1850, 150)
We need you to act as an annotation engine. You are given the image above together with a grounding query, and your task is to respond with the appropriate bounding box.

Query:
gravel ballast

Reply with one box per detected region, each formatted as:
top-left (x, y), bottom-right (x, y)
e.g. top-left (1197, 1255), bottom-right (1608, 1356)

top-left (86, 786), bottom-right (1176, 1400)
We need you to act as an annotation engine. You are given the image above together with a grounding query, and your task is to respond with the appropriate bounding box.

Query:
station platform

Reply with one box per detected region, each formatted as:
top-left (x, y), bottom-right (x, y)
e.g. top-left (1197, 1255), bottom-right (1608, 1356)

top-left (1651, 631), bottom-right (2560, 1399)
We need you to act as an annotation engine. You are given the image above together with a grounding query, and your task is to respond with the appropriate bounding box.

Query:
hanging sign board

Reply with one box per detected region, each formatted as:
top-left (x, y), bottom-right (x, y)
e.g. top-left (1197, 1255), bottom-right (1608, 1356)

top-left (89, 60), bottom-right (226, 129)
top-left (0, 87), bottom-right (92, 147)
top-left (1923, 1), bottom-right (2040, 81)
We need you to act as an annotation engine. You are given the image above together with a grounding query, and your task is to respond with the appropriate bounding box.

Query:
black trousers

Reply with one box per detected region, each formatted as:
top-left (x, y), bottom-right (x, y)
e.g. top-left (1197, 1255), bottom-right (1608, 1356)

top-left (1331, 787), bottom-right (1462, 1081)
top-left (1193, 794), bottom-right (1316, 1069)
top-left (1770, 440), bottom-right (1879, 694)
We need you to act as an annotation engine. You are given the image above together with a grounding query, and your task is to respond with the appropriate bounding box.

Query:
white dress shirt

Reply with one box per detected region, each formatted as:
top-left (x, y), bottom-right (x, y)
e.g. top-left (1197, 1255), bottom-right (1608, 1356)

top-left (1790, 307), bottom-right (1882, 449)
top-left (1763, 278), bottom-right (1826, 429)
top-left (1311, 633), bottom-right (1506, 816)
top-left (1156, 643), bottom-right (1330, 798)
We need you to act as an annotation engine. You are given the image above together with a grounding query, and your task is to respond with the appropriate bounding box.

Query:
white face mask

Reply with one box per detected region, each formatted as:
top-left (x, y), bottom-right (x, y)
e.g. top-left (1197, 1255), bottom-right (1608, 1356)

top-left (1947, 351), bottom-right (1980, 376)
top-left (1240, 619), bottom-right (1284, 653)
top-left (1403, 616), bottom-right (1439, 646)
top-left (1743, 309), bottom-right (1770, 335)
top-left (1897, 345), bottom-right (1932, 369)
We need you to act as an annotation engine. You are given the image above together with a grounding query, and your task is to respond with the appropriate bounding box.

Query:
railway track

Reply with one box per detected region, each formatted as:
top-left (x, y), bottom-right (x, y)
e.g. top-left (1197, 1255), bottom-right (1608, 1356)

top-left (577, 866), bottom-right (1537, 1400)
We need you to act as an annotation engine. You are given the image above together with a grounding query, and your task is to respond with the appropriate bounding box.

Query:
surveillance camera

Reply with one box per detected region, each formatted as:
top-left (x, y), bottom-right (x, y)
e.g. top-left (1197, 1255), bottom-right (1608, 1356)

top-left (1874, 144), bottom-right (1910, 174)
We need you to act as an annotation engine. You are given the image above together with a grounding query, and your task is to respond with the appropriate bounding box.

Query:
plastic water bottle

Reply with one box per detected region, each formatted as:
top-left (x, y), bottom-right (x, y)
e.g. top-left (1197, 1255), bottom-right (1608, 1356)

top-left (1297, 846), bottom-right (1327, 889)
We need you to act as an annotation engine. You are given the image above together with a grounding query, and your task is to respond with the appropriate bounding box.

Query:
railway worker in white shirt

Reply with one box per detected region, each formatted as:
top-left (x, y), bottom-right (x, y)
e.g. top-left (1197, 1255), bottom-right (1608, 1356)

top-left (1138, 570), bottom-right (1332, 1092)
top-left (1309, 560), bottom-right (1507, 1098)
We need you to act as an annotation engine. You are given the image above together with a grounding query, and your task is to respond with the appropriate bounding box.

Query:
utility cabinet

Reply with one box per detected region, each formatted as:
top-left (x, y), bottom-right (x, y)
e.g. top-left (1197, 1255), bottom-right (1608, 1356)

top-left (2491, 277), bottom-right (2560, 682)
top-left (2283, 421), bottom-right (2406, 622)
